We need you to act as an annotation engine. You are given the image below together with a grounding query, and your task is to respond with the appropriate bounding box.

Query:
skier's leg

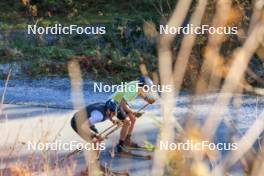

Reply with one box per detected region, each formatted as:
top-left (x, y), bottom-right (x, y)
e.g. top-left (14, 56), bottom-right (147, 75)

top-left (120, 118), bottom-right (131, 141)
top-left (116, 107), bottom-right (131, 152)
top-left (127, 112), bottom-right (136, 136)
top-left (125, 112), bottom-right (141, 147)
top-left (71, 112), bottom-right (100, 160)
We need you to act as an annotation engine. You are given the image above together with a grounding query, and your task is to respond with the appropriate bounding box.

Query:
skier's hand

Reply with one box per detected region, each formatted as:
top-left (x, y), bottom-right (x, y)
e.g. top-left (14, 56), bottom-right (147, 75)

top-left (111, 119), bottom-right (118, 125)
top-left (147, 97), bottom-right (155, 104)
top-left (92, 134), bottom-right (103, 142)
top-left (111, 119), bottom-right (122, 126)
top-left (135, 112), bottom-right (144, 118)
top-left (144, 94), bottom-right (156, 104)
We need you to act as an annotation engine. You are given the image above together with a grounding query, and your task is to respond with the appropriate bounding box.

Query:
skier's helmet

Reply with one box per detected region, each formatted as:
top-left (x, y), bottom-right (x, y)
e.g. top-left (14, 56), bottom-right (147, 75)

top-left (105, 99), bottom-right (117, 113)
top-left (138, 75), bottom-right (154, 87)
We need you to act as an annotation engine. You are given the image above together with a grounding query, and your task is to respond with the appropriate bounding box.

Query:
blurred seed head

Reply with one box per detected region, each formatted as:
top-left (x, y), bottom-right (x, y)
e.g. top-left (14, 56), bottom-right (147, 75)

top-left (140, 63), bottom-right (148, 75)
top-left (226, 6), bottom-right (242, 25)
top-left (256, 45), bottom-right (264, 61)
top-left (21, 0), bottom-right (29, 6)
top-left (143, 21), bottom-right (158, 41)
top-left (191, 162), bottom-right (210, 176)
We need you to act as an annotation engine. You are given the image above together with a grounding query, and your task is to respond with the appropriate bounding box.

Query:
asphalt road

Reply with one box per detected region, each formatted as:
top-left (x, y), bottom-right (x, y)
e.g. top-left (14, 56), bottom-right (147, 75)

top-left (1, 93), bottom-right (263, 175)
top-left (0, 103), bottom-right (159, 176)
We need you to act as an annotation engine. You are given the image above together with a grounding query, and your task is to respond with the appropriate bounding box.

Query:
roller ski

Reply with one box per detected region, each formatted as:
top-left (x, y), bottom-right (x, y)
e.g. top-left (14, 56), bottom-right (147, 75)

top-left (125, 143), bottom-right (155, 152)
top-left (124, 136), bottom-right (155, 152)
top-left (109, 145), bottom-right (152, 160)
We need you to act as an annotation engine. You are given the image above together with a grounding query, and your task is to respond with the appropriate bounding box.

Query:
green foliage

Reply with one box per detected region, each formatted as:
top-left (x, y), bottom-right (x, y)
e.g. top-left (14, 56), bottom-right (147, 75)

top-left (22, 59), bottom-right (67, 77)
top-left (0, 17), bottom-right (157, 81)
top-left (39, 46), bottom-right (74, 60)
top-left (0, 0), bottom-right (167, 81)
top-left (0, 0), bottom-right (166, 29)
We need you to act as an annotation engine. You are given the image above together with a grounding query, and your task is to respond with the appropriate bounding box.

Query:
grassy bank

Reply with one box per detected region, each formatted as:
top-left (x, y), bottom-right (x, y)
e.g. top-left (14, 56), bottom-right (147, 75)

top-left (1, 0), bottom-right (262, 88)
top-left (0, 0), bottom-right (165, 30)
top-left (0, 20), bottom-right (157, 83)
top-left (0, 0), bottom-right (166, 82)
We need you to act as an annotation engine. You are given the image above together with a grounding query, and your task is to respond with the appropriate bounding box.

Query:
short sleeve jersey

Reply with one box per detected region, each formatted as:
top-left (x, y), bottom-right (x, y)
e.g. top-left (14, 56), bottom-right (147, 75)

top-left (110, 81), bottom-right (139, 103)
top-left (89, 110), bottom-right (104, 125)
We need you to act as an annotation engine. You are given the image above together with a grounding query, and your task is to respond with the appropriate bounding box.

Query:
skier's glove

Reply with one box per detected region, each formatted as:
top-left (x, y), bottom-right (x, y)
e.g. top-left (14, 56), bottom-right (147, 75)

top-left (135, 112), bottom-right (144, 118)
top-left (144, 95), bottom-right (155, 104)
top-left (111, 119), bottom-right (122, 126)
top-left (92, 133), bottom-right (103, 142)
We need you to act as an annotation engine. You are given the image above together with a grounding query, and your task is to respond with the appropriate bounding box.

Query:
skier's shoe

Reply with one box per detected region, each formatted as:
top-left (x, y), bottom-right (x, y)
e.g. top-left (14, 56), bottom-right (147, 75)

top-left (116, 144), bottom-right (130, 153)
top-left (124, 137), bottom-right (155, 151)
top-left (111, 144), bottom-right (152, 160)
top-left (124, 136), bottom-right (142, 148)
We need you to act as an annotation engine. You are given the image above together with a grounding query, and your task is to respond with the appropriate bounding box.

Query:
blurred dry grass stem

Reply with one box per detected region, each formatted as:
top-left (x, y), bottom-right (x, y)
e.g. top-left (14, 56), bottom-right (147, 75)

top-left (153, 0), bottom-right (264, 175)
top-left (68, 59), bottom-right (100, 176)
top-left (0, 69), bottom-right (11, 116)
top-left (151, 0), bottom-right (193, 175)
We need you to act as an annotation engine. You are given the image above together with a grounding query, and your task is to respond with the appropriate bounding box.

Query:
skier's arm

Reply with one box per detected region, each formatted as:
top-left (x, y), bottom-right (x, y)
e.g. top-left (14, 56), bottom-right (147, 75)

top-left (79, 120), bottom-right (98, 137)
top-left (138, 87), bottom-right (155, 104)
top-left (88, 111), bottom-right (104, 140)
top-left (90, 125), bottom-right (99, 134)
top-left (120, 98), bottom-right (134, 113)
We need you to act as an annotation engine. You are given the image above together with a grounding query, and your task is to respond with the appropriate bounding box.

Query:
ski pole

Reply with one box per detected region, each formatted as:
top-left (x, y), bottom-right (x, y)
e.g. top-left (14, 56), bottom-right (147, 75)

top-left (136, 103), bottom-right (149, 113)
top-left (102, 123), bottom-right (123, 140)
top-left (56, 104), bottom-right (150, 165)
top-left (53, 124), bottom-right (119, 167)
top-left (99, 123), bottom-right (117, 136)
top-left (96, 123), bottom-right (123, 159)
top-left (97, 104), bottom-right (150, 138)
top-left (56, 104), bottom-right (150, 164)
top-left (100, 103), bottom-right (151, 140)
top-left (134, 103), bottom-right (150, 118)
top-left (99, 103), bottom-right (149, 137)
top-left (98, 103), bottom-right (152, 140)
